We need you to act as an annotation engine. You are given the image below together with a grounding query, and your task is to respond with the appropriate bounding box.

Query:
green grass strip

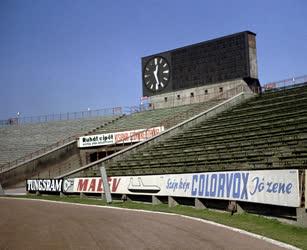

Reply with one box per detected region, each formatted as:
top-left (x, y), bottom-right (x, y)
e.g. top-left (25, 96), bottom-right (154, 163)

top-left (8, 195), bottom-right (307, 249)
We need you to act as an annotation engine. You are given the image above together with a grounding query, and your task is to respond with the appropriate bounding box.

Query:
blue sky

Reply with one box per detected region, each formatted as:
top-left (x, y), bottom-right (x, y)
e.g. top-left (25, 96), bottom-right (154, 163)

top-left (0, 0), bottom-right (306, 119)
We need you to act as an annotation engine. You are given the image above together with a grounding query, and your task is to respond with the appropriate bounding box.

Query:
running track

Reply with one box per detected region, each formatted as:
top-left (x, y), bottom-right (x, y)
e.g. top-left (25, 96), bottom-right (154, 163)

top-left (0, 198), bottom-right (293, 249)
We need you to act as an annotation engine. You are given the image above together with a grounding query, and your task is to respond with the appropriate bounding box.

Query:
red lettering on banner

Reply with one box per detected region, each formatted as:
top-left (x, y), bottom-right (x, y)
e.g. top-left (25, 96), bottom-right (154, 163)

top-left (139, 131), bottom-right (145, 140)
top-left (115, 132), bottom-right (129, 143)
top-left (97, 178), bottom-right (103, 192)
top-left (131, 132), bottom-right (139, 141)
top-left (77, 179), bottom-right (89, 191)
top-left (112, 178), bottom-right (121, 192)
top-left (89, 179), bottom-right (96, 191)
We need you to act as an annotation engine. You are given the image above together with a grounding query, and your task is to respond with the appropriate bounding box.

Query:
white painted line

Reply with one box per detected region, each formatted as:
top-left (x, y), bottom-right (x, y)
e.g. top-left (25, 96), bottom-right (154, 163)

top-left (0, 197), bottom-right (301, 250)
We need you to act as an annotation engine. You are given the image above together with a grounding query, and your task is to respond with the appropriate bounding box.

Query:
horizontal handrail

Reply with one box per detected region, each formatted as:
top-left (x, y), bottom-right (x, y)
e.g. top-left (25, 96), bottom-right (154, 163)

top-left (0, 107), bottom-right (124, 127)
top-left (262, 74), bottom-right (307, 92)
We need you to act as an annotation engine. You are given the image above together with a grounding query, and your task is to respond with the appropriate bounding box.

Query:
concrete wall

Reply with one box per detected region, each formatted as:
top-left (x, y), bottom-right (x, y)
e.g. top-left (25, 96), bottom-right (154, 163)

top-left (0, 141), bottom-right (82, 188)
top-left (248, 33), bottom-right (258, 79)
top-left (148, 79), bottom-right (251, 109)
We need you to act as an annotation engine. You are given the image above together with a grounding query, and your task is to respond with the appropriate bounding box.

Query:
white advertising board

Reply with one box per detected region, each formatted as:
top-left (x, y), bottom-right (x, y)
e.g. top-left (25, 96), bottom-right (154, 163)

top-left (78, 126), bottom-right (164, 148)
top-left (63, 169), bottom-right (300, 207)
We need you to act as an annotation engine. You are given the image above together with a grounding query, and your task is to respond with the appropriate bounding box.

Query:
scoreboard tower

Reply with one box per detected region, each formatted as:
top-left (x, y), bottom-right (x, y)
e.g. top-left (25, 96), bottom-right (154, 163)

top-left (142, 31), bottom-right (260, 108)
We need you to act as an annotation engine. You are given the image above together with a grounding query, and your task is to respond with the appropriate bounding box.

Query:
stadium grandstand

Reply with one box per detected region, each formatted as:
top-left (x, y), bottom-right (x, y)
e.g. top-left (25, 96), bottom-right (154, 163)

top-left (1, 31), bottom-right (306, 228)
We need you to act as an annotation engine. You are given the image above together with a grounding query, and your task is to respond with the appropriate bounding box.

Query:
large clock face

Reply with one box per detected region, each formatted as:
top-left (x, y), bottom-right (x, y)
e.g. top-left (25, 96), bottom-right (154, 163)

top-left (143, 56), bottom-right (170, 92)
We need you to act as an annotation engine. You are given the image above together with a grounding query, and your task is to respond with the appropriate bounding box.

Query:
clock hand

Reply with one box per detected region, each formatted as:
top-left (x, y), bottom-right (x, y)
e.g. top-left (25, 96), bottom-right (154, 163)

top-left (153, 65), bottom-right (159, 88)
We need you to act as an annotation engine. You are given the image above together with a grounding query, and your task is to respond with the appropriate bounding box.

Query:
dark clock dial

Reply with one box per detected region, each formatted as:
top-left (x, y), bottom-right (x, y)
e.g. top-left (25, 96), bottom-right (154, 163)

top-left (143, 57), bottom-right (170, 92)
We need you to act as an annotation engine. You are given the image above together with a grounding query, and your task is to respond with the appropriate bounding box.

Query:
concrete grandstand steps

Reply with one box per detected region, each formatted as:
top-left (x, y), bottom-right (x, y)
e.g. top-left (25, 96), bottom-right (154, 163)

top-left (103, 85), bottom-right (307, 176)
top-left (197, 100), bottom-right (307, 121)
top-left (227, 87), bottom-right (307, 106)
top-left (86, 115), bottom-right (124, 135)
top-left (117, 126), bottom-right (307, 162)
top-left (230, 95), bottom-right (307, 113)
top-left (210, 102), bottom-right (307, 123)
top-left (117, 152), bottom-right (270, 167)
top-left (92, 100), bottom-right (223, 134)
top-left (238, 88), bottom-right (307, 106)
top-left (198, 110), bottom-right (307, 131)
top-left (185, 119), bottom-right (307, 139)
top-left (159, 126), bottom-right (307, 148)
top-left (108, 154), bottom-right (306, 175)
top-left (0, 115), bottom-right (121, 166)
top-left (259, 84), bottom-right (307, 97)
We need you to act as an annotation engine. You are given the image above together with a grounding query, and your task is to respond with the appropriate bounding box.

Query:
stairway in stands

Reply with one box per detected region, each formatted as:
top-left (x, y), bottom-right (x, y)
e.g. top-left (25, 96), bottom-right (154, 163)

top-left (103, 84), bottom-right (307, 176)
top-left (91, 100), bottom-right (224, 135)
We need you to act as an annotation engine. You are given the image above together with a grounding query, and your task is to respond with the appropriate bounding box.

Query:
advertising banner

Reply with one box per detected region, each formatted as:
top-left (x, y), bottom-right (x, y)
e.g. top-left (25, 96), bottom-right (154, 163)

top-left (78, 126), bottom-right (164, 148)
top-left (63, 169), bottom-right (300, 207)
top-left (26, 179), bottom-right (63, 192)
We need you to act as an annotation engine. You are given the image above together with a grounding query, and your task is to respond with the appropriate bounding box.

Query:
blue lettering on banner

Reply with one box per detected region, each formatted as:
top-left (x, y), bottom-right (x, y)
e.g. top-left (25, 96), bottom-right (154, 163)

top-left (166, 178), bottom-right (190, 192)
top-left (191, 172), bottom-right (250, 200)
top-left (190, 172), bottom-right (294, 201)
top-left (191, 175), bottom-right (197, 196)
top-left (217, 174), bottom-right (225, 197)
top-left (250, 177), bottom-right (293, 195)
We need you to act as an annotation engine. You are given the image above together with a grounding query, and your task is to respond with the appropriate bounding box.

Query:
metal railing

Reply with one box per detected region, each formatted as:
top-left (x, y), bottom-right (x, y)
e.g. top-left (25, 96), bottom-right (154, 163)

top-left (262, 75), bottom-right (307, 92)
top-left (0, 107), bottom-right (124, 127)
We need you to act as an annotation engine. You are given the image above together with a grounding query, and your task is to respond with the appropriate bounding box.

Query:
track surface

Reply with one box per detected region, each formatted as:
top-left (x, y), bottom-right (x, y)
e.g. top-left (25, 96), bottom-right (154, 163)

top-left (0, 199), bottom-right (288, 250)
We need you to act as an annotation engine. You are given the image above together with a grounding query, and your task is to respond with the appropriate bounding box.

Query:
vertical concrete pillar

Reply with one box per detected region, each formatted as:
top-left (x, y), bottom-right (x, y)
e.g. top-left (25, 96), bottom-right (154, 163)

top-left (228, 201), bottom-right (244, 214)
top-left (152, 196), bottom-right (162, 205)
top-left (236, 202), bottom-right (244, 214)
top-left (121, 194), bottom-right (132, 202)
top-left (195, 198), bottom-right (206, 209)
top-left (296, 208), bottom-right (307, 228)
top-left (35, 191), bottom-right (41, 196)
top-left (80, 192), bottom-right (86, 199)
top-left (60, 192), bottom-right (66, 198)
top-left (168, 196), bottom-right (178, 207)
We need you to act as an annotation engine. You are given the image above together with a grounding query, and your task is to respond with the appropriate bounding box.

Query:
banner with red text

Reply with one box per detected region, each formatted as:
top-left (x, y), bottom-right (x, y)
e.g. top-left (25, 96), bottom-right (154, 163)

top-left (78, 126), bottom-right (164, 148)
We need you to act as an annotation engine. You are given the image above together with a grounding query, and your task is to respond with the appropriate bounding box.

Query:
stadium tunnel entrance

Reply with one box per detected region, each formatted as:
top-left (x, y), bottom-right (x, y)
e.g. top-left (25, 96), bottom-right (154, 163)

top-left (82, 143), bottom-right (138, 164)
